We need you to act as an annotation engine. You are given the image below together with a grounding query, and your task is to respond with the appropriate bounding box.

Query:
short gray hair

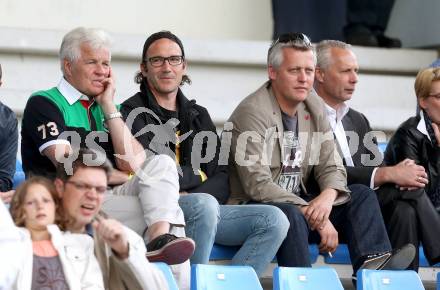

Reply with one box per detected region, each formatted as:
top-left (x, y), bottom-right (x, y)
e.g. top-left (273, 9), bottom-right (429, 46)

top-left (316, 40), bottom-right (352, 70)
top-left (268, 39), bottom-right (316, 69)
top-left (59, 27), bottom-right (112, 74)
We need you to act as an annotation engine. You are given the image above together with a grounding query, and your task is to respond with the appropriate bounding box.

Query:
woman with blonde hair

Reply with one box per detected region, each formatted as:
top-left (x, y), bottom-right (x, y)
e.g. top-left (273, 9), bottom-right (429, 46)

top-left (384, 67), bottom-right (440, 269)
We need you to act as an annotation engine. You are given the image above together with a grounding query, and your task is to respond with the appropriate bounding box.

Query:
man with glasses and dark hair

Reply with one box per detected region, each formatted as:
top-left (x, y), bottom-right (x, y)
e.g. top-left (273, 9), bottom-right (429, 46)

top-left (20, 27), bottom-right (193, 289)
top-left (120, 31), bottom-right (289, 276)
top-left (228, 32), bottom-right (414, 278)
top-left (0, 63), bottom-right (18, 204)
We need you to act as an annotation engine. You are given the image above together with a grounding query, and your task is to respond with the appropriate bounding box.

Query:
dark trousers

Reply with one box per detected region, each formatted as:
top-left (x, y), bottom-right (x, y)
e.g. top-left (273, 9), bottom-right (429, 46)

top-left (271, 0), bottom-right (346, 41)
top-left (346, 0), bottom-right (395, 32)
top-left (261, 184), bottom-right (391, 272)
top-left (377, 185), bottom-right (440, 270)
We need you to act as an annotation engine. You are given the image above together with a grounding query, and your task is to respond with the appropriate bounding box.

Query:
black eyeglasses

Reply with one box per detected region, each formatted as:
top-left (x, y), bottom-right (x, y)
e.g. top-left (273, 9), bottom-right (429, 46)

top-left (146, 55), bottom-right (184, 67)
top-left (270, 33), bottom-right (312, 51)
top-left (66, 180), bottom-right (109, 195)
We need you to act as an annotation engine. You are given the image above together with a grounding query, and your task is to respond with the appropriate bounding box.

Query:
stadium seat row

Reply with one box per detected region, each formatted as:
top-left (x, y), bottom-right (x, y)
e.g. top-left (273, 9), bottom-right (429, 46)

top-left (154, 263), bottom-right (429, 290)
top-left (12, 159), bottom-right (439, 269)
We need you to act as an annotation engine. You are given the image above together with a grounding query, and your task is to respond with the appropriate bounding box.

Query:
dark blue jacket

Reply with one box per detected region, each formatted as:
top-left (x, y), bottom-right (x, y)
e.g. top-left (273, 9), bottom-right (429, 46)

top-left (0, 101), bottom-right (18, 192)
top-left (120, 81), bottom-right (230, 204)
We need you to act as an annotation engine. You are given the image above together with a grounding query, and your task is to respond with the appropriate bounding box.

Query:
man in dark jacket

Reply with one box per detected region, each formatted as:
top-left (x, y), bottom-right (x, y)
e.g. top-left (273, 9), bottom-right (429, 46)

top-left (314, 39), bottom-right (440, 270)
top-left (120, 31), bottom-right (289, 276)
top-left (0, 63), bottom-right (18, 203)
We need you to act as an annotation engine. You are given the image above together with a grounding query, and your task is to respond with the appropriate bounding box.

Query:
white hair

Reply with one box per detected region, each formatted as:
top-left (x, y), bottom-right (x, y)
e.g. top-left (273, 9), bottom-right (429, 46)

top-left (59, 27), bottom-right (112, 74)
top-left (316, 40), bottom-right (352, 70)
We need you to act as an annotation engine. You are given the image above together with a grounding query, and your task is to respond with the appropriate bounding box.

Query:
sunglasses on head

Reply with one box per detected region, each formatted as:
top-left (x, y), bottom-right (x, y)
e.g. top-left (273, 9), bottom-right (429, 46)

top-left (270, 32), bottom-right (312, 50)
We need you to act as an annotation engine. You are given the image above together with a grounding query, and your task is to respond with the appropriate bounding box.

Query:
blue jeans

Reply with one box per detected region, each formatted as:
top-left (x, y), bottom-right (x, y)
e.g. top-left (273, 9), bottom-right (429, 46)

top-left (263, 184), bottom-right (391, 272)
top-left (178, 193), bottom-right (289, 276)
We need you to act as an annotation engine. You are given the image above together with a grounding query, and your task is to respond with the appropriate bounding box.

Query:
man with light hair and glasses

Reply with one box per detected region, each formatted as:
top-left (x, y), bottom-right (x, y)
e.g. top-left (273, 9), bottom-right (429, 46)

top-left (228, 32), bottom-right (415, 278)
top-left (120, 30), bottom-right (289, 276)
top-left (313, 39), bottom-right (440, 270)
top-left (0, 63), bottom-right (18, 204)
top-left (20, 27), bottom-right (193, 289)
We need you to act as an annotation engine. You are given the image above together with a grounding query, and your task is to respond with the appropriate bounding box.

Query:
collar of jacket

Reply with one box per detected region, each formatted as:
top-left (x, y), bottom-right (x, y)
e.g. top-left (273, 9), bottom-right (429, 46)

top-left (139, 80), bottom-right (199, 124)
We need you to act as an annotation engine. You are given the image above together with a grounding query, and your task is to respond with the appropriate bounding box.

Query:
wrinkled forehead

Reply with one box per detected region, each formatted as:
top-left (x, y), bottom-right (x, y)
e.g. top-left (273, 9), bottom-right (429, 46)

top-left (328, 48), bottom-right (357, 66)
top-left (281, 47), bottom-right (316, 67)
top-left (77, 42), bottom-right (111, 59)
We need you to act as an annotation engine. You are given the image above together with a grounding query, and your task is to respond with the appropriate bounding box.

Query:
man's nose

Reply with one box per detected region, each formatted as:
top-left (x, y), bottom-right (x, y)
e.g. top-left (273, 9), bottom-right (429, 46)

top-left (159, 59), bottom-right (173, 71)
top-left (85, 187), bottom-right (99, 199)
top-left (95, 64), bottom-right (107, 75)
top-left (350, 71), bottom-right (358, 83)
top-left (298, 70), bottom-right (307, 82)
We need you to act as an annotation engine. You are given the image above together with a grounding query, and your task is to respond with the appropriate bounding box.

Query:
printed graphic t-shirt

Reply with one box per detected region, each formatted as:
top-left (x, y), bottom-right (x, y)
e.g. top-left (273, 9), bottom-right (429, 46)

top-left (278, 112), bottom-right (302, 195)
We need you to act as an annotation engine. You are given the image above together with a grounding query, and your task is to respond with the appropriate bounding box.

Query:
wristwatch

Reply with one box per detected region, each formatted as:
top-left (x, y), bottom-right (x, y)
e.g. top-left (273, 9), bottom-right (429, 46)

top-left (105, 111), bottom-right (122, 121)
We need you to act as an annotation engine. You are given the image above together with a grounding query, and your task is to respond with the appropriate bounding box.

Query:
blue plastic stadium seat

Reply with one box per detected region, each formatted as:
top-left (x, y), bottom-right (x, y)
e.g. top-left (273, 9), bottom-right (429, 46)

top-left (209, 244), bottom-right (319, 264)
top-left (209, 244), bottom-right (241, 260)
top-left (357, 269), bottom-right (424, 290)
top-left (308, 244), bottom-right (319, 264)
top-left (12, 159), bottom-right (25, 189)
top-left (153, 262), bottom-right (179, 290)
top-left (419, 245), bottom-right (440, 267)
top-left (419, 246), bottom-right (430, 267)
top-left (273, 266), bottom-right (343, 290)
top-left (324, 244), bottom-right (351, 264)
top-left (436, 272), bottom-right (439, 290)
top-left (190, 264), bottom-right (262, 290)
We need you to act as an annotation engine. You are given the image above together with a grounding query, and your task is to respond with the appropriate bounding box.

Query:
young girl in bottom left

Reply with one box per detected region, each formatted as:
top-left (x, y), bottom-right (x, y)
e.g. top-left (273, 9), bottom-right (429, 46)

top-left (9, 176), bottom-right (104, 290)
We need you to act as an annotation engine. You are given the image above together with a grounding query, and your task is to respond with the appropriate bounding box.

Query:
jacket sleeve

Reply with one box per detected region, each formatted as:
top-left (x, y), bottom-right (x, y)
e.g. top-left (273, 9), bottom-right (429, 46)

top-left (384, 126), bottom-right (424, 166)
top-left (310, 108), bottom-right (350, 205)
top-left (185, 109), bottom-right (230, 204)
top-left (345, 166), bottom-right (375, 186)
top-left (0, 209), bottom-right (28, 290)
top-left (0, 106), bottom-right (17, 192)
top-left (344, 111), bottom-right (380, 187)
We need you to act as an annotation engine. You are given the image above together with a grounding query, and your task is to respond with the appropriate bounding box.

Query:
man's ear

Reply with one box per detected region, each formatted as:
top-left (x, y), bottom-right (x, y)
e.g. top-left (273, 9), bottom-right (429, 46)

top-left (63, 59), bottom-right (73, 78)
top-left (140, 62), bottom-right (148, 77)
top-left (54, 179), bottom-right (64, 198)
top-left (315, 67), bottom-right (325, 83)
top-left (268, 65), bottom-right (277, 81)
